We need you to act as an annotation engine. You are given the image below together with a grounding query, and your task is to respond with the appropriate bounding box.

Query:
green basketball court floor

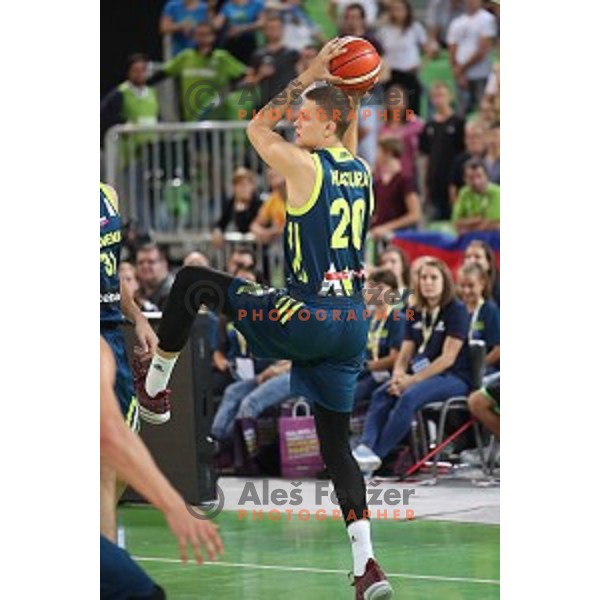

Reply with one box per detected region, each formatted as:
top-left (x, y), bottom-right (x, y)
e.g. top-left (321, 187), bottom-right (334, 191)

top-left (120, 476), bottom-right (499, 599)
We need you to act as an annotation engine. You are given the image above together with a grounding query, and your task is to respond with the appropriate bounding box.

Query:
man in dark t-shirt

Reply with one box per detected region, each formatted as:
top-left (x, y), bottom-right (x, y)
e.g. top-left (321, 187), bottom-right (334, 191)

top-left (370, 137), bottom-right (422, 238)
top-left (419, 82), bottom-right (465, 220)
top-left (248, 13), bottom-right (299, 107)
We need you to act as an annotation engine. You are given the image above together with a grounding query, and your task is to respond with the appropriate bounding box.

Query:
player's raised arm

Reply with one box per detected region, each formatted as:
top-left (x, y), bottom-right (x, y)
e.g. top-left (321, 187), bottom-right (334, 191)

top-left (246, 37), bottom-right (347, 173)
top-left (342, 92), bottom-right (364, 156)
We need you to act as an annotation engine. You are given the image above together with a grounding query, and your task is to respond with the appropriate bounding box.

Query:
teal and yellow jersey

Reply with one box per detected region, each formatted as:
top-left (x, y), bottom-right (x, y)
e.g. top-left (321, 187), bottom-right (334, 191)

top-left (100, 183), bottom-right (123, 325)
top-left (284, 147), bottom-right (374, 301)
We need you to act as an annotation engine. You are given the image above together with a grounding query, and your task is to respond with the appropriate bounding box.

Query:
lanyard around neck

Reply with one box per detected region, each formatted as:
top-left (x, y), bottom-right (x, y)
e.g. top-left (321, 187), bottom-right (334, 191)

top-left (235, 328), bottom-right (248, 356)
top-left (418, 306), bottom-right (440, 354)
top-left (468, 298), bottom-right (485, 342)
top-left (368, 306), bottom-right (391, 361)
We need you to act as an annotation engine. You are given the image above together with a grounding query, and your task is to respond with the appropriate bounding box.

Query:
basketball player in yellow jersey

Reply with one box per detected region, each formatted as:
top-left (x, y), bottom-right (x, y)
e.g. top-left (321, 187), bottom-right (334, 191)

top-left (142, 39), bottom-right (393, 598)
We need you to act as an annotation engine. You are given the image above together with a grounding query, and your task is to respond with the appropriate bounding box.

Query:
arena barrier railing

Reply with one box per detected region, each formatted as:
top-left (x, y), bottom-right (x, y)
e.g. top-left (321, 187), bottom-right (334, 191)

top-left (104, 121), bottom-right (292, 282)
top-left (104, 121), bottom-right (294, 234)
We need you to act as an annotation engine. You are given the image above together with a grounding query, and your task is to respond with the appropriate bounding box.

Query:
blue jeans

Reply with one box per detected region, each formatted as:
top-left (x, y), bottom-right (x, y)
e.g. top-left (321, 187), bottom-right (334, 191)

top-left (211, 372), bottom-right (292, 441)
top-left (361, 374), bottom-right (470, 459)
top-left (353, 371), bottom-right (388, 409)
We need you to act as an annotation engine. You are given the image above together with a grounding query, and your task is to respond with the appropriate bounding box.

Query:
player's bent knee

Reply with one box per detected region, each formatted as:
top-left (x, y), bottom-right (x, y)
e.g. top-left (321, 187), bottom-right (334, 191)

top-left (176, 265), bottom-right (209, 288)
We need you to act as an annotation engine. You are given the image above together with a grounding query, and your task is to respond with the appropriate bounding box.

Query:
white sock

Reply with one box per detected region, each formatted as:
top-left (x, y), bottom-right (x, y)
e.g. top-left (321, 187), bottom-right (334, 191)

top-left (347, 519), bottom-right (374, 576)
top-left (145, 353), bottom-right (178, 397)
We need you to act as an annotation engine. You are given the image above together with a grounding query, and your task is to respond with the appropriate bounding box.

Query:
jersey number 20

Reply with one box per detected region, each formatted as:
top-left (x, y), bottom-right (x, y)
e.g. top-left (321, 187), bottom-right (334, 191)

top-left (330, 198), bottom-right (366, 250)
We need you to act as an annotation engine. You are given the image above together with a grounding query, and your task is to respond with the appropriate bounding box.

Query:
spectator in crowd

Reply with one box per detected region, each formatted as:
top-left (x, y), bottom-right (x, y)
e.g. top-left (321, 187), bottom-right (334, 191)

top-left (211, 317), bottom-right (242, 397)
top-left (338, 2), bottom-right (386, 166)
top-left (484, 62), bottom-right (500, 103)
top-left (425, 0), bottom-right (464, 51)
top-left (135, 243), bottom-right (175, 310)
top-left (211, 360), bottom-right (293, 441)
top-left (287, 44), bottom-right (319, 125)
top-left (369, 137), bottom-right (422, 239)
top-left (160, 0), bottom-right (211, 57)
top-left (408, 254), bottom-right (433, 303)
top-left (456, 262), bottom-right (500, 371)
top-left (149, 23), bottom-right (248, 121)
top-left (419, 81), bottom-right (465, 220)
top-left (182, 250), bottom-right (210, 267)
top-left (449, 120), bottom-right (487, 205)
top-left (378, 85), bottom-right (425, 186)
top-left (100, 59), bottom-right (161, 231)
top-left (483, 62), bottom-right (500, 123)
top-left (100, 54), bottom-right (160, 146)
top-left (100, 60), bottom-right (160, 232)
top-left (213, 0), bottom-right (265, 64)
top-left (353, 258), bottom-right (472, 473)
top-left (339, 3), bottom-right (383, 56)
top-left (234, 265), bottom-right (261, 283)
top-left (118, 262), bottom-right (159, 312)
top-left (376, 0), bottom-right (428, 115)
top-left (452, 158), bottom-right (500, 233)
top-left (119, 220), bottom-right (152, 263)
top-left (355, 269), bottom-right (406, 406)
top-left (211, 270), bottom-right (268, 396)
top-left (246, 13), bottom-right (300, 109)
top-left (463, 239), bottom-right (499, 305)
top-left (212, 167), bottom-right (262, 248)
top-left (447, 0), bottom-right (497, 116)
top-left (476, 95), bottom-right (499, 130)
top-left (330, 0), bottom-right (379, 26)
top-left (295, 43), bottom-right (319, 75)
top-left (468, 376), bottom-right (500, 438)
top-left (250, 168), bottom-right (286, 246)
top-left (280, 0), bottom-right (324, 52)
top-left (226, 246), bottom-right (257, 274)
top-left (377, 246), bottom-right (411, 300)
top-left (483, 121), bottom-right (500, 183)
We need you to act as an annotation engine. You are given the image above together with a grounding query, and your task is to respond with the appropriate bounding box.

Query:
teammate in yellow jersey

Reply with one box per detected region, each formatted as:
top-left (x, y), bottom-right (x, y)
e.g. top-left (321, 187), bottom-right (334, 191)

top-left (100, 182), bottom-right (163, 543)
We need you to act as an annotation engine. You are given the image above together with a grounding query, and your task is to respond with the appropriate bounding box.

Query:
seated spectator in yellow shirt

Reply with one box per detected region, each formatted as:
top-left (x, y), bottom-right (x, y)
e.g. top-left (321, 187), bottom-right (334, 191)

top-left (250, 168), bottom-right (287, 246)
top-left (452, 158), bottom-right (500, 234)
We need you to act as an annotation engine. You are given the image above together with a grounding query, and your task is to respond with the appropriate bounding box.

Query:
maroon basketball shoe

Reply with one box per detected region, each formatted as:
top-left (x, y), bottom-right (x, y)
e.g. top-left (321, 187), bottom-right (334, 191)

top-left (353, 559), bottom-right (394, 600)
top-left (132, 355), bottom-right (172, 425)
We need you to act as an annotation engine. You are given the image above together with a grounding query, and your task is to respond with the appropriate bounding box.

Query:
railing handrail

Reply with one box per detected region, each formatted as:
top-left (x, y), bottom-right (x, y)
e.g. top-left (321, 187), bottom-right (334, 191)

top-left (105, 120), bottom-right (255, 139)
top-left (103, 120), bottom-right (293, 187)
top-left (152, 231), bottom-right (259, 244)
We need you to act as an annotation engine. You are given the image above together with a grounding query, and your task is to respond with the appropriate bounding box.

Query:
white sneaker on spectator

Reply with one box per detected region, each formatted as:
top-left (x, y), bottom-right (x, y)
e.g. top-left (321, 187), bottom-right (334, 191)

top-left (353, 444), bottom-right (382, 473)
top-left (459, 448), bottom-right (482, 467)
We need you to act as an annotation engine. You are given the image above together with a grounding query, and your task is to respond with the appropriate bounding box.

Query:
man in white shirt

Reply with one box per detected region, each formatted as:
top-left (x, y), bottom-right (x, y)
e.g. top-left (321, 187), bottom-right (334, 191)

top-left (426, 0), bottom-right (464, 48)
top-left (447, 0), bottom-right (497, 115)
top-left (329, 0), bottom-right (379, 26)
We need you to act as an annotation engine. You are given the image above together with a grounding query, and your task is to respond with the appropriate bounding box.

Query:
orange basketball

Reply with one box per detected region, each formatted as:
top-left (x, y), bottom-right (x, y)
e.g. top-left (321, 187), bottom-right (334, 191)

top-left (330, 37), bottom-right (381, 92)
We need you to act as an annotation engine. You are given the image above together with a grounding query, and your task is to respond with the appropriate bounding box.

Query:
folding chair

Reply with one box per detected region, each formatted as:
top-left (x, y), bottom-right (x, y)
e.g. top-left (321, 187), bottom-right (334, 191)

top-left (427, 342), bottom-right (495, 481)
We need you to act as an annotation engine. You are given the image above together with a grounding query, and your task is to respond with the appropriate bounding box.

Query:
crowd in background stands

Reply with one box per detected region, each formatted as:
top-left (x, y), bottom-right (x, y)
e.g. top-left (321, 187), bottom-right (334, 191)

top-left (119, 238), bottom-right (500, 473)
top-left (101, 0), bottom-right (500, 226)
top-left (107, 0), bottom-right (500, 473)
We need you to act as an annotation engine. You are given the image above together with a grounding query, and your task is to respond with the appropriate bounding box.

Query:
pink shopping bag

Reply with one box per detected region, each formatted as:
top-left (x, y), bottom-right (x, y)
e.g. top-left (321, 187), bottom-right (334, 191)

top-left (278, 400), bottom-right (324, 478)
